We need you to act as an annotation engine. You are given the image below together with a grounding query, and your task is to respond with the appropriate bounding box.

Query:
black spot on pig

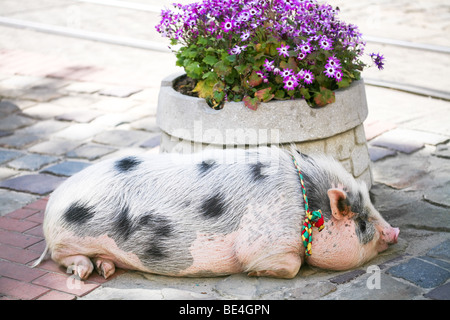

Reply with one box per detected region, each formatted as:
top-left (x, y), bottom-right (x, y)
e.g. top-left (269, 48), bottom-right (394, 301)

top-left (115, 156), bottom-right (142, 172)
top-left (113, 205), bottom-right (135, 241)
top-left (198, 160), bottom-right (216, 176)
top-left (140, 213), bottom-right (174, 261)
top-left (201, 193), bottom-right (226, 219)
top-left (139, 213), bottom-right (174, 238)
top-left (249, 162), bottom-right (267, 182)
top-left (64, 202), bottom-right (95, 225)
top-left (145, 244), bottom-right (167, 260)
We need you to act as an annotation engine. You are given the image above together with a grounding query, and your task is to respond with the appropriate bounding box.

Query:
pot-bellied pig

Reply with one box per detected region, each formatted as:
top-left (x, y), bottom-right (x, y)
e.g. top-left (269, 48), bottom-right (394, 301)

top-left (33, 146), bottom-right (399, 279)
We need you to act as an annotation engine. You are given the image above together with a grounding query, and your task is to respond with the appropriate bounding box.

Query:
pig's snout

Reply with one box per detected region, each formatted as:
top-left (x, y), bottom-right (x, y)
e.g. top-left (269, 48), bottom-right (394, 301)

top-left (380, 226), bottom-right (399, 249)
top-left (390, 227), bottom-right (400, 244)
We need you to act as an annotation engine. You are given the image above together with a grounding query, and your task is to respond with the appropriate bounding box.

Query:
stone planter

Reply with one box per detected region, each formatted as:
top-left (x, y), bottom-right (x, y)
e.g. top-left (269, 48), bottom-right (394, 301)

top-left (157, 72), bottom-right (373, 188)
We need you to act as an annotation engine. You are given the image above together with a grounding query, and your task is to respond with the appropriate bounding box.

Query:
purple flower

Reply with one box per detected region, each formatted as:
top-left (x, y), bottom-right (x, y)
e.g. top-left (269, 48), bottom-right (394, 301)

top-left (277, 44), bottom-right (290, 58)
top-left (370, 52), bottom-right (385, 70)
top-left (324, 65), bottom-right (336, 78)
top-left (281, 68), bottom-right (293, 78)
top-left (319, 36), bottom-right (333, 50)
top-left (335, 70), bottom-right (343, 82)
top-left (229, 45), bottom-right (247, 55)
top-left (301, 42), bottom-right (312, 54)
top-left (326, 56), bottom-right (341, 69)
top-left (221, 18), bottom-right (234, 33)
top-left (240, 31), bottom-right (251, 41)
top-left (283, 76), bottom-right (299, 91)
top-left (302, 70), bottom-right (314, 84)
top-left (264, 59), bottom-right (275, 71)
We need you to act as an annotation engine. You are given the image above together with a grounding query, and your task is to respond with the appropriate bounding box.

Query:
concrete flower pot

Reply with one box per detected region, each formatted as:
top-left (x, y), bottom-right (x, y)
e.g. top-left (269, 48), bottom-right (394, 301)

top-left (156, 72), bottom-right (373, 188)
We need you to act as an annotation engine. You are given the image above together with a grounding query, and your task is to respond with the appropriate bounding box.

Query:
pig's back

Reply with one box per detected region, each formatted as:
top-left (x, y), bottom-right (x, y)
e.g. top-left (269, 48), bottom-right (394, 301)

top-left (43, 147), bottom-right (305, 276)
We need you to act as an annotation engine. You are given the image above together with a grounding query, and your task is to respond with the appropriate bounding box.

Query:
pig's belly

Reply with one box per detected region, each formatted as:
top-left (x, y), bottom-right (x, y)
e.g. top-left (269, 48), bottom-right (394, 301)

top-left (53, 230), bottom-right (243, 277)
top-left (176, 232), bottom-right (243, 276)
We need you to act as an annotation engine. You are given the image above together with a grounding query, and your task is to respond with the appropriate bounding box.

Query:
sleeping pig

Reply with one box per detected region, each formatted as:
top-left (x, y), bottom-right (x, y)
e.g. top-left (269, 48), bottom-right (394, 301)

top-left (33, 146), bottom-right (399, 279)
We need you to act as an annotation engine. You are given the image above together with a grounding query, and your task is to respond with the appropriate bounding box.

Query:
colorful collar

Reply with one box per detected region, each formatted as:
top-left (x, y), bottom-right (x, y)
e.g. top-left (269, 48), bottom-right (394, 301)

top-left (292, 156), bottom-right (325, 256)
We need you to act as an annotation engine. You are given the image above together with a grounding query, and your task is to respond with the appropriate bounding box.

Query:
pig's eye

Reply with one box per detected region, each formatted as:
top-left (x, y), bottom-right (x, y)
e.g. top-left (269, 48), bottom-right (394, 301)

top-left (355, 217), bottom-right (375, 244)
top-left (358, 219), bottom-right (366, 233)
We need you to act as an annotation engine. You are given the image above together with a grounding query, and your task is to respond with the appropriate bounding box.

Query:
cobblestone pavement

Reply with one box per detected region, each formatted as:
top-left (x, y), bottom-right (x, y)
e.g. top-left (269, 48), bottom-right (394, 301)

top-left (0, 0), bottom-right (449, 300)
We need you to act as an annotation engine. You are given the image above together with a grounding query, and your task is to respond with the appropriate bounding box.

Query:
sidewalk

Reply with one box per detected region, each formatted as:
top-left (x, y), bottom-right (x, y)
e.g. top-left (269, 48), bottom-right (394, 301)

top-left (1, 0), bottom-right (449, 300)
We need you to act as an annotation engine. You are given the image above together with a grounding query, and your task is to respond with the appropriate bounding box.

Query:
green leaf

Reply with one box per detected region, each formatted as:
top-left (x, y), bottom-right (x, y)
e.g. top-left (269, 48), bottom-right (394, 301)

top-left (214, 60), bottom-right (232, 76)
top-left (248, 70), bottom-right (263, 87)
top-left (197, 37), bottom-right (208, 45)
top-left (300, 87), bottom-right (311, 100)
top-left (185, 62), bottom-right (203, 80)
top-left (192, 80), bottom-right (214, 99)
top-left (243, 96), bottom-right (259, 111)
top-left (279, 57), bottom-right (298, 71)
top-left (337, 77), bottom-right (351, 89)
top-left (213, 90), bottom-right (225, 102)
top-left (203, 55), bottom-right (218, 66)
top-left (255, 87), bottom-right (274, 102)
top-left (274, 89), bottom-right (285, 99)
top-left (313, 87), bottom-right (336, 107)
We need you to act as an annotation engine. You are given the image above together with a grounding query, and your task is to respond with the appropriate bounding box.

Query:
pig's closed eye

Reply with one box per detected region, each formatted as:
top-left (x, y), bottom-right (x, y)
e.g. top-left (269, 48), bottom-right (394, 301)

top-left (358, 219), bottom-right (366, 233)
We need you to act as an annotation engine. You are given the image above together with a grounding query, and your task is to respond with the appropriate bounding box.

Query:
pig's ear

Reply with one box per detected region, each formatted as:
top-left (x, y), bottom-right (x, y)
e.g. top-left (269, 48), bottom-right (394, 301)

top-left (327, 188), bottom-right (352, 220)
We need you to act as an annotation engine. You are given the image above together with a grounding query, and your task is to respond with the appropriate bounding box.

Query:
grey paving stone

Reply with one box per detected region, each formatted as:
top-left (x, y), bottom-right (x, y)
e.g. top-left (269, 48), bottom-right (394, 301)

top-left (368, 146), bottom-right (397, 162)
top-left (93, 129), bottom-right (153, 147)
top-left (0, 189), bottom-right (39, 216)
top-left (329, 269), bottom-right (366, 285)
top-left (66, 143), bottom-right (117, 160)
top-left (28, 139), bottom-right (82, 156)
top-left (41, 161), bottom-right (91, 177)
top-left (55, 110), bottom-right (102, 123)
top-left (0, 100), bottom-right (20, 116)
top-left (7, 154), bottom-right (59, 171)
top-left (387, 257), bottom-right (450, 288)
top-left (63, 81), bottom-right (103, 94)
top-left (21, 102), bottom-right (71, 120)
top-left (89, 98), bottom-right (139, 113)
top-left (423, 181), bottom-right (450, 209)
top-left (98, 86), bottom-right (142, 98)
top-left (433, 143), bottom-right (450, 159)
top-left (324, 273), bottom-right (423, 300)
top-left (427, 240), bottom-right (450, 261)
top-left (0, 149), bottom-right (24, 164)
top-left (51, 123), bottom-right (105, 141)
top-left (371, 133), bottom-right (424, 154)
top-left (15, 119), bottom-right (70, 136)
top-left (0, 131), bottom-right (13, 138)
top-left (0, 134), bottom-right (41, 148)
top-left (0, 114), bottom-right (36, 131)
top-left (130, 116), bottom-right (159, 132)
top-left (424, 282), bottom-right (450, 300)
top-left (0, 167), bottom-right (18, 180)
top-left (0, 173), bottom-right (66, 195)
top-left (19, 85), bottom-right (65, 102)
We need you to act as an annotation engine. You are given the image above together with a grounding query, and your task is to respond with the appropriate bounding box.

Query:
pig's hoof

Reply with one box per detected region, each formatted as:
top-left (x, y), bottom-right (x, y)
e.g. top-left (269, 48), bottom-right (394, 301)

top-left (93, 258), bottom-right (116, 279)
top-left (61, 255), bottom-right (94, 280)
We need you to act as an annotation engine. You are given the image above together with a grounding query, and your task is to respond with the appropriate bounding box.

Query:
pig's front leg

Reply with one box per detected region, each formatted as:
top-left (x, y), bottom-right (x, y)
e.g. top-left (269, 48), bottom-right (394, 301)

top-left (247, 252), bottom-right (301, 279)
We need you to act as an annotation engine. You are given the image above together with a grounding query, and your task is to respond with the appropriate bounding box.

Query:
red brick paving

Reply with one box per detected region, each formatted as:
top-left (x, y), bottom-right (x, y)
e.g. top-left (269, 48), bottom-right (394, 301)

top-left (0, 197), bottom-right (126, 300)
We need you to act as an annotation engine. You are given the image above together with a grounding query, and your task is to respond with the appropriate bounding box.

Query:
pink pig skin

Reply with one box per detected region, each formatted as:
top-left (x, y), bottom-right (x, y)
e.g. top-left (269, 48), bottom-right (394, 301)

top-left (306, 189), bottom-right (399, 270)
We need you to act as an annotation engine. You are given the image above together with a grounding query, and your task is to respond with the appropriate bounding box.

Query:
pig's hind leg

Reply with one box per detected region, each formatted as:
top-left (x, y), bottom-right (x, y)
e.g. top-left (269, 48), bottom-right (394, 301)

top-left (247, 252), bottom-right (301, 279)
top-left (58, 255), bottom-right (94, 280)
top-left (92, 257), bottom-right (116, 279)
